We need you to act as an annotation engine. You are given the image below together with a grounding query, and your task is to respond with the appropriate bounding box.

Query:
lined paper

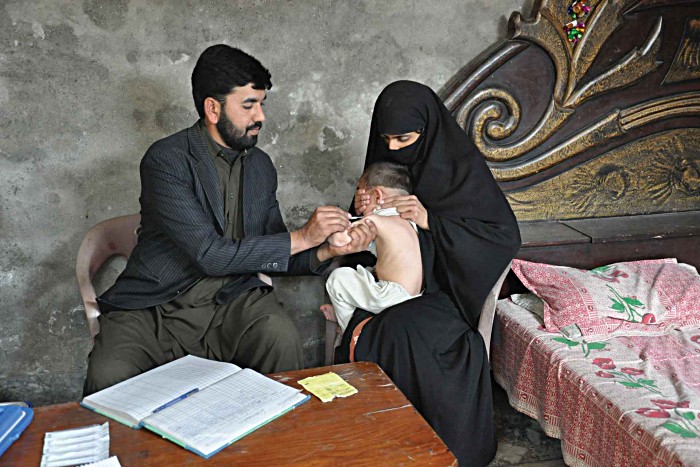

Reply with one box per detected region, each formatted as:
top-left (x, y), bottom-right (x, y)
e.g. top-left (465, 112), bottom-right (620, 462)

top-left (83, 356), bottom-right (240, 423)
top-left (145, 368), bottom-right (306, 456)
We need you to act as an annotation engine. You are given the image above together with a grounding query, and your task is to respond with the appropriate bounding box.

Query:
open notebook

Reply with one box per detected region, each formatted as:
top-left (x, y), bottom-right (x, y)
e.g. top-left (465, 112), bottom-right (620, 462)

top-left (81, 355), bottom-right (309, 458)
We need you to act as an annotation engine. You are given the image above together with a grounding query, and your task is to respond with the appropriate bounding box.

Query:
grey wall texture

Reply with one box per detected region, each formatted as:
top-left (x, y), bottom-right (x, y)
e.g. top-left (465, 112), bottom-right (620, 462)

top-left (0, 0), bottom-right (530, 405)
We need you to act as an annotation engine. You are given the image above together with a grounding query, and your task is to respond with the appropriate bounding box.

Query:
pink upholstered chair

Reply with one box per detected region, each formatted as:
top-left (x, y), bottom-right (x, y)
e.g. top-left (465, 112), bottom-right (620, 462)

top-left (76, 214), bottom-right (141, 345)
top-left (323, 262), bottom-right (512, 365)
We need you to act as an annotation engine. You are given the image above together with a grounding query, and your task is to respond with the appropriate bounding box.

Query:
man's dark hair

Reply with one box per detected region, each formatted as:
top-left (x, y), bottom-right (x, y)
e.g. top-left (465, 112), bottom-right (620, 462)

top-left (191, 44), bottom-right (272, 118)
top-left (360, 162), bottom-right (412, 194)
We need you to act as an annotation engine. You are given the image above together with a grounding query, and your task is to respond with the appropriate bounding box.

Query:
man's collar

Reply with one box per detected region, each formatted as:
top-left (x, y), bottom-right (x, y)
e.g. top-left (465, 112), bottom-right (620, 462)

top-left (198, 119), bottom-right (247, 162)
top-left (198, 119), bottom-right (222, 159)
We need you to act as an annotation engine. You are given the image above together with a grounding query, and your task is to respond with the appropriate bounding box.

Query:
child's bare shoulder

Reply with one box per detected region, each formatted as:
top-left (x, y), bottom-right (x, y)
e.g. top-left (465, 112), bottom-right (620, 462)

top-left (365, 214), bottom-right (415, 234)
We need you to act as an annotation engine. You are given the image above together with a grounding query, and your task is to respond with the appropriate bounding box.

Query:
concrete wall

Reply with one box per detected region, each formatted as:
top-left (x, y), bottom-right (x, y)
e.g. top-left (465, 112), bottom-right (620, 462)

top-left (0, 0), bottom-right (529, 405)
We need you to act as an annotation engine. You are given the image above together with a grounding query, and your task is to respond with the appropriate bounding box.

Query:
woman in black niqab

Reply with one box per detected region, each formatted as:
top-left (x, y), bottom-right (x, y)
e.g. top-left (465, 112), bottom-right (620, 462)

top-left (341, 81), bottom-right (521, 466)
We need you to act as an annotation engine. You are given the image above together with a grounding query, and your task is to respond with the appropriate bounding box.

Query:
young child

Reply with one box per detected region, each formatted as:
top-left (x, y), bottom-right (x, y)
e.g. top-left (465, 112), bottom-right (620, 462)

top-left (320, 162), bottom-right (423, 335)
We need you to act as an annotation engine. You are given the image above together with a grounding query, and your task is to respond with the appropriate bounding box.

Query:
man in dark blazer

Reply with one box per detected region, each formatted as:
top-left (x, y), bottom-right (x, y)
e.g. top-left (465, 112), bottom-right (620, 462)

top-left (84, 45), bottom-right (376, 394)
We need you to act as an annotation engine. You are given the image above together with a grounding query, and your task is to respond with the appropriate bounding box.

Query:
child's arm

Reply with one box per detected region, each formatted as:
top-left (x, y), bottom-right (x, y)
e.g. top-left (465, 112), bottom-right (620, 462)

top-left (327, 219), bottom-right (372, 247)
top-left (328, 230), bottom-right (352, 247)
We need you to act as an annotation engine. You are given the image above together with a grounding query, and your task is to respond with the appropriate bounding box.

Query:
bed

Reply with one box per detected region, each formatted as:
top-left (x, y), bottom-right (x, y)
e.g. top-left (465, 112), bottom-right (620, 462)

top-left (491, 218), bottom-right (700, 466)
top-left (437, 0), bottom-right (700, 464)
top-left (493, 294), bottom-right (700, 466)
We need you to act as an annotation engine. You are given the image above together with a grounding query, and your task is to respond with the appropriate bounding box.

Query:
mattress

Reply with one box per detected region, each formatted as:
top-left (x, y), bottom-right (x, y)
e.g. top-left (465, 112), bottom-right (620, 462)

top-left (492, 297), bottom-right (700, 466)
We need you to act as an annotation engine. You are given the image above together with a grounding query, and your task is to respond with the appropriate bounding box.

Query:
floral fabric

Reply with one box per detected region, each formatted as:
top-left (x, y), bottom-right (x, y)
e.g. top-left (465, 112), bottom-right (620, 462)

top-left (510, 258), bottom-right (700, 336)
top-left (493, 298), bottom-right (700, 466)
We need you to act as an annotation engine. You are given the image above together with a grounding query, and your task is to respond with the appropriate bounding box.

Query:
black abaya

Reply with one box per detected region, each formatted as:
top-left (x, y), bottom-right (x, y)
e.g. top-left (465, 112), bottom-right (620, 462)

top-left (362, 81), bottom-right (521, 329)
top-left (341, 81), bottom-right (521, 466)
top-left (343, 293), bottom-right (495, 466)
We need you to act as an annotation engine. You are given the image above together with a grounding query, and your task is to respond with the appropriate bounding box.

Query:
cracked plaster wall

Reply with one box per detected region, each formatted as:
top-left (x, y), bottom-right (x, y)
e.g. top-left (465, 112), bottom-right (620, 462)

top-left (0, 0), bottom-right (528, 405)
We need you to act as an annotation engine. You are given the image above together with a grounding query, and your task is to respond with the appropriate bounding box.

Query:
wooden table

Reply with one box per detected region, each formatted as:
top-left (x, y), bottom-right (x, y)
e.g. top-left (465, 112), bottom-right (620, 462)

top-left (1, 362), bottom-right (455, 465)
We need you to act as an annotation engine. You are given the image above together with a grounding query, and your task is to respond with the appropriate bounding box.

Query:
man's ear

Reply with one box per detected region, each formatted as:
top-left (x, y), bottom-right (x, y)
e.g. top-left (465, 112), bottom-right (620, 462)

top-left (203, 97), bottom-right (222, 124)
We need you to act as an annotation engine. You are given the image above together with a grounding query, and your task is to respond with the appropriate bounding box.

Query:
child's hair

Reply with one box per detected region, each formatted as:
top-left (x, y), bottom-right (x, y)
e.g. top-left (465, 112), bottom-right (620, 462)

top-left (359, 162), bottom-right (412, 195)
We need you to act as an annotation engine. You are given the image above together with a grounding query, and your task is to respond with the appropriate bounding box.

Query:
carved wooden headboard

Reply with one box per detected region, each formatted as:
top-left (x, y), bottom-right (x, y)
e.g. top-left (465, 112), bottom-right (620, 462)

top-left (440, 0), bottom-right (700, 222)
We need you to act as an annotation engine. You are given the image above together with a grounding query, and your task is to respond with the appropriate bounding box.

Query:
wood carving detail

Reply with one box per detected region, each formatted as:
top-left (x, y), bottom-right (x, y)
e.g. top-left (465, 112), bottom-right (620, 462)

top-left (505, 129), bottom-right (700, 220)
top-left (445, 0), bottom-right (700, 221)
top-left (492, 92), bottom-right (700, 181)
top-left (664, 18), bottom-right (700, 84)
top-left (456, 0), bottom-right (665, 173)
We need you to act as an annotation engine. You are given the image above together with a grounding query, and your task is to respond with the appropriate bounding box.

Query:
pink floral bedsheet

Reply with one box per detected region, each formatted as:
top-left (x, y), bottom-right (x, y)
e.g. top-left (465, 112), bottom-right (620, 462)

top-left (492, 298), bottom-right (700, 466)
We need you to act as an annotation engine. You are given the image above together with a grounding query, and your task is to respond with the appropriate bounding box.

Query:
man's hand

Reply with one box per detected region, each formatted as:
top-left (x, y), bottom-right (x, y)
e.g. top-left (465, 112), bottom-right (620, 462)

top-left (317, 219), bottom-right (378, 261)
top-left (291, 206), bottom-right (350, 255)
top-left (380, 195), bottom-right (429, 230)
top-left (354, 188), bottom-right (370, 215)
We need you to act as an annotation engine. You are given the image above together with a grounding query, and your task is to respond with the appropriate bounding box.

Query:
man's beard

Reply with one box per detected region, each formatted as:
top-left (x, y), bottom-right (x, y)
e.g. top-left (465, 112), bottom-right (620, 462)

top-left (216, 108), bottom-right (262, 151)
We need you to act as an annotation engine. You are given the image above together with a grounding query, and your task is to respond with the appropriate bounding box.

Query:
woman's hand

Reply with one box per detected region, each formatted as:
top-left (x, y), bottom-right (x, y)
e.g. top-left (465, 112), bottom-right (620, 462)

top-left (380, 195), bottom-right (429, 230)
top-left (354, 188), bottom-right (370, 215)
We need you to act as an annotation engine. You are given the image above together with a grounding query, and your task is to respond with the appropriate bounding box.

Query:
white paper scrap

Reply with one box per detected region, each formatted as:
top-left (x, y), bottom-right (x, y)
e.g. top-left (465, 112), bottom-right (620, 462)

top-left (81, 456), bottom-right (122, 467)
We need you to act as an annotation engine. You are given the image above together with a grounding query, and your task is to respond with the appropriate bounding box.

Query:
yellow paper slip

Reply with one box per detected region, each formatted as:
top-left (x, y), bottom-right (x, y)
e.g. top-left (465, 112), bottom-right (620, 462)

top-left (298, 372), bottom-right (358, 403)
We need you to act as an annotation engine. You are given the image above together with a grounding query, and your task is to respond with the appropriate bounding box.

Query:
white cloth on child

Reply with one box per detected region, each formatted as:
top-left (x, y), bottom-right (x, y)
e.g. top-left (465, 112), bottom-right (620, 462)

top-left (370, 206), bottom-right (418, 230)
top-left (326, 265), bottom-right (420, 333)
top-left (365, 206), bottom-right (417, 257)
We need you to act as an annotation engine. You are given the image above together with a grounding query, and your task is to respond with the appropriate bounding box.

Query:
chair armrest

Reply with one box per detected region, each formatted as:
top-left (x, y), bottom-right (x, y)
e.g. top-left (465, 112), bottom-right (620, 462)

top-left (478, 261), bottom-right (512, 361)
top-left (83, 299), bottom-right (101, 348)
